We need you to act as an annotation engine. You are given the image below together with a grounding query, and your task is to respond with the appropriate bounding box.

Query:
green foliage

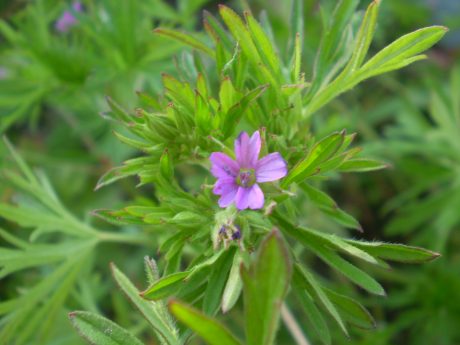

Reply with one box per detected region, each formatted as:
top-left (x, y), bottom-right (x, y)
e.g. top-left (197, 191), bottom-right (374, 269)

top-left (0, 138), bottom-right (147, 344)
top-left (0, 0), bottom-right (452, 344)
top-left (81, 1), bottom-right (443, 343)
top-left (168, 230), bottom-right (290, 345)
top-left (380, 66), bottom-right (460, 251)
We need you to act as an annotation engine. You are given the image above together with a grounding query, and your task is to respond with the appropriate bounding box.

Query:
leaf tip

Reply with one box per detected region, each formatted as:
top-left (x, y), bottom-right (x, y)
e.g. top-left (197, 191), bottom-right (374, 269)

top-left (428, 251), bottom-right (441, 261)
top-left (439, 25), bottom-right (449, 32)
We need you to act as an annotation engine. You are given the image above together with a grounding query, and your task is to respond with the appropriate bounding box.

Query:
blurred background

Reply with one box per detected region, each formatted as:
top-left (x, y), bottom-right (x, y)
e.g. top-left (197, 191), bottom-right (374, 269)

top-left (0, 0), bottom-right (459, 344)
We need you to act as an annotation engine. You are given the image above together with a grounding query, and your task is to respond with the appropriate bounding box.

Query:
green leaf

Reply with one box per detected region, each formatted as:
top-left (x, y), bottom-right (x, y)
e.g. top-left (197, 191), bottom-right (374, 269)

top-left (282, 131), bottom-right (345, 187)
top-left (222, 84), bottom-right (268, 138)
top-left (345, 241), bottom-right (440, 263)
top-left (69, 311), bottom-right (144, 345)
top-left (304, 23), bottom-right (447, 116)
top-left (275, 210), bottom-right (384, 295)
top-left (293, 264), bottom-right (347, 336)
top-left (300, 183), bottom-right (362, 230)
top-left (338, 158), bottom-right (388, 173)
top-left (242, 230), bottom-right (292, 345)
top-left (245, 12), bottom-right (281, 77)
top-left (141, 271), bottom-right (190, 301)
top-left (203, 248), bottom-right (236, 315)
top-left (313, 246), bottom-right (385, 296)
top-left (203, 10), bottom-right (234, 50)
top-left (169, 211), bottom-right (207, 227)
top-left (288, 0), bottom-right (304, 58)
top-left (221, 250), bottom-right (243, 313)
top-left (0, 240), bottom-right (93, 278)
top-left (0, 203), bottom-right (92, 238)
top-left (195, 89), bottom-right (212, 134)
top-left (110, 264), bottom-right (180, 345)
top-left (273, 212), bottom-right (377, 265)
top-left (360, 54), bottom-right (427, 78)
top-left (219, 5), bottom-right (262, 67)
top-left (294, 288), bottom-right (331, 345)
top-left (310, 0), bottom-right (359, 91)
top-left (324, 288), bottom-right (376, 329)
top-left (105, 96), bottom-right (133, 124)
top-left (342, 0), bottom-right (380, 74)
top-left (188, 250), bottom-right (227, 279)
top-left (95, 158), bottom-right (154, 190)
top-left (3, 136), bottom-right (38, 184)
top-left (92, 209), bottom-right (145, 225)
top-left (219, 77), bottom-right (238, 114)
top-left (112, 131), bottom-right (151, 151)
top-left (160, 149), bottom-right (174, 180)
top-left (169, 300), bottom-right (242, 345)
top-left (361, 26), bottom-right (448, 73)
top-left (290, 33), bottom-right (302, 82)
top-left (154, 28), bottom-right (214, 57)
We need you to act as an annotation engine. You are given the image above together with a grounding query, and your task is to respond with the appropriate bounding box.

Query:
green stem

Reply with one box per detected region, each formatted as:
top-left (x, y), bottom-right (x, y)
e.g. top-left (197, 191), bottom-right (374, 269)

top-left (281, 303), bottom-right (310, 345)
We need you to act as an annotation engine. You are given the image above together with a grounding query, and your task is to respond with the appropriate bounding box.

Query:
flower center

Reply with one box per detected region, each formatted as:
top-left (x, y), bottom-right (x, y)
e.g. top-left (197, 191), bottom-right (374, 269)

top-left (236, 168), bottom-right (256, 188)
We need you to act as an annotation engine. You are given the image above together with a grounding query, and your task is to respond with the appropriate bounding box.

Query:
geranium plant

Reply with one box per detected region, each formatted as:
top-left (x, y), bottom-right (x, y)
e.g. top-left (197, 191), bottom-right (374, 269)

top-left (0, 0), bottom-right (448, 344)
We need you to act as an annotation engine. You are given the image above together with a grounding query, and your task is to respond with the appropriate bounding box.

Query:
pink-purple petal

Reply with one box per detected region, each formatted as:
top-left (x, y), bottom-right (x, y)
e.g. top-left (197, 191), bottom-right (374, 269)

top-left (247, 184), bottom-right (264, 209)
top-left (235, 187), bottom-right (250, 210)
top-left (210, 152), bottom-right (239, 179)
top-left (256, 152), bottom-right (288, 182)
top-left (235, 184), bottom-right (265, 210)
top-left (234, 131), bottom-right (261, 168)
top-left (217, 183), bottom-right (238, 207)
top-left (213, 179), bottom-right (234, 194)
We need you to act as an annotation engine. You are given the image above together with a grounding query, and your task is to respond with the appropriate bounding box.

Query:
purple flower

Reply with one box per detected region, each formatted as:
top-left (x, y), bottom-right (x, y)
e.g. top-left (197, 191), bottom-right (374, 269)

top-left (55, 2), bottom-right (83, 33)
top-left (210, 131), bottom-right (287, 210)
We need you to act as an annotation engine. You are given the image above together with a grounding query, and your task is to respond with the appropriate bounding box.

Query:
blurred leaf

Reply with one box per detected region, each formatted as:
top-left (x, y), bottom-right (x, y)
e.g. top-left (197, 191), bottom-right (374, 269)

top-left (300, 183), bottom-right (362, 230)
top-left (338, 158), bottom-right (388, 172)
top-left (169, 300), bottom-right (242, 345)
top-left (241, 230), bottom-right (292, 345)
top-left (294, 288), bottom-right (331, 345)
top-left (69, 311), bottom-right (144, 345)
top-left (154, 28), bottom-right (214, 57)
top-left (324, 288), bottom-right (375, 329)
top-left (293, 264), bottom-right (347, 336)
